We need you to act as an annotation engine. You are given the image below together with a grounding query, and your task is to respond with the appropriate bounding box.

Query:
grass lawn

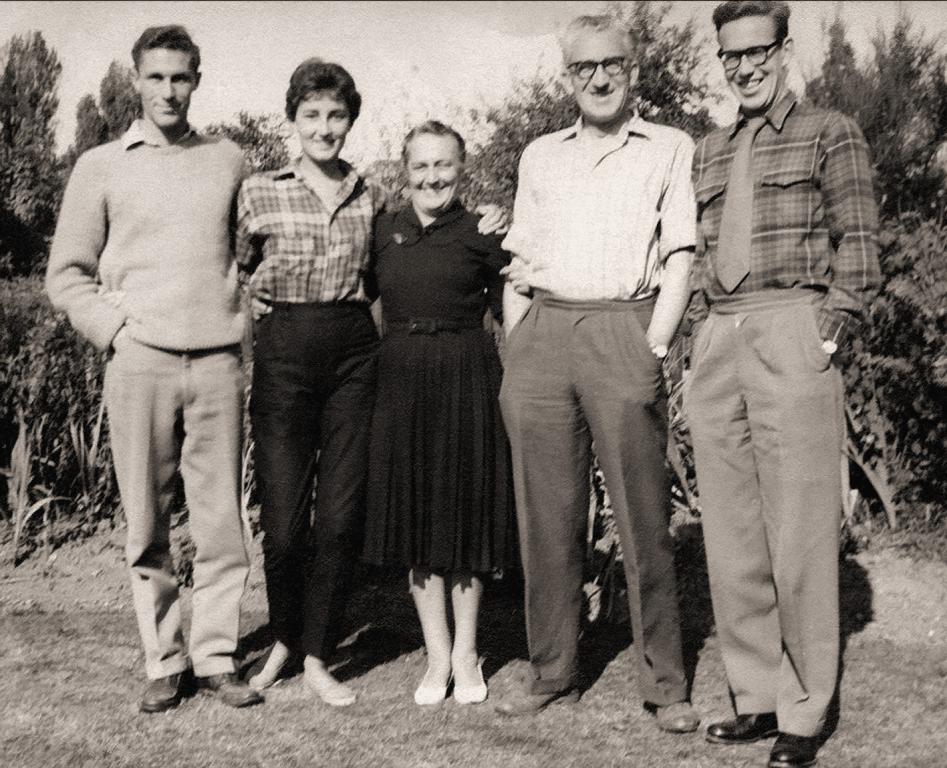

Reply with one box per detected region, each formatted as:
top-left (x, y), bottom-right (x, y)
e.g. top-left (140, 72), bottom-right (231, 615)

top-left (1, 527), bottom-right (946, 768)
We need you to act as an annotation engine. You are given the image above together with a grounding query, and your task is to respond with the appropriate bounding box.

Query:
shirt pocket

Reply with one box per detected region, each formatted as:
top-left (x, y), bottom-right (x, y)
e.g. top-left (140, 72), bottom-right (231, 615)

top-left (759, 163), bottom-right (817, 189)
top-left (757, 158), bottom-right (822, 234)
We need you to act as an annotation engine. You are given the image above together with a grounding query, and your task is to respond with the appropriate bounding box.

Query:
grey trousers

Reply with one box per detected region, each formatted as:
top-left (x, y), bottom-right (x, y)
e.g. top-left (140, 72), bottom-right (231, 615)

top-left (104, 338), bottom-right (249, 680)
top-left (684, 290), bottom-right (843, 736)
top-left (499, 294), bottom-right (688, 706)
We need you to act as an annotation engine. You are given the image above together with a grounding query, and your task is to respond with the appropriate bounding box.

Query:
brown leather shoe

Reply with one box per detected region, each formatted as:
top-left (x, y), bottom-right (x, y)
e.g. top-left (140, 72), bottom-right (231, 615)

top-left (655, 701), bottom-right (701, 733)
top-left (493, 686), bottom-right (580, 716)
top-left (196, 672), bottom-right (263, 708)
top-left (139, 673), bottom-right (186, 713)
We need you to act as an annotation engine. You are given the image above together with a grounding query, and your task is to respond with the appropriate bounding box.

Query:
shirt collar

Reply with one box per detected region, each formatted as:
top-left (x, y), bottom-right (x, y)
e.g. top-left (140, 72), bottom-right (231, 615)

top-left (559, 113), bottom-right (653, 144)
top-left (273, 157), bottom-right (362, 200)
top-left (395, 197), bottom-right (465, 240)
top-left (122, 119), bottom-right (197, 150)
top-left (729, 90), bottom-right (798, 139)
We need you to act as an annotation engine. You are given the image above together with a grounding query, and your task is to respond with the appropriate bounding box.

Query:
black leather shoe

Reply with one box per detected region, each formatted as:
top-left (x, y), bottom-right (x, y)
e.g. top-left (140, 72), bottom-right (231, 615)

top-left (769, 733), bottom-right (819, 767)
top-left (196, 672), bottom-right (263, 708)
top-left (706, 712), bottom-right (779, 744)
top-left (493, 686), bottom-right (580, 716)
top-left (139, 672), bottom-right (186, 713)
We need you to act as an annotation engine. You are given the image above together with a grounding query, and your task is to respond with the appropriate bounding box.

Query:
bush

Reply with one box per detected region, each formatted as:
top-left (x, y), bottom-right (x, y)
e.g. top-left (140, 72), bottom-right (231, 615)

top-left (845, 218), bottom-right (947, 531)
top-left (0, 277), bottom-right (116, 559)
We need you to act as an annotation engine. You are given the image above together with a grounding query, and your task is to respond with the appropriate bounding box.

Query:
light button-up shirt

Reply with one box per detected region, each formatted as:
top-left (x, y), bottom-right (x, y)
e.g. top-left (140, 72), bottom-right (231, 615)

top-left (502, 115), bottom-right (696, 301)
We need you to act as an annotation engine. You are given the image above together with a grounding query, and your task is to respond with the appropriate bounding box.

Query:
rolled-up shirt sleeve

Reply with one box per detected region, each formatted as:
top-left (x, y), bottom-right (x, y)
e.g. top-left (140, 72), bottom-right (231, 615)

top-left (659, 133), bottom-right (697, 261)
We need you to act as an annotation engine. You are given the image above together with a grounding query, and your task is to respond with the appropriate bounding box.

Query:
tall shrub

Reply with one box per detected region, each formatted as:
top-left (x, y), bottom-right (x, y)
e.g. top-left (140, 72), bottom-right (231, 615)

top-left (0, 31), bottom-right (62, 276)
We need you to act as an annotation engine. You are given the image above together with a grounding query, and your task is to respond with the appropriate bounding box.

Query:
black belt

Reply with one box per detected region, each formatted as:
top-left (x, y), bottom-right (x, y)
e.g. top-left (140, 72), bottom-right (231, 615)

top-left (386, 317), bottom-right (481, 335)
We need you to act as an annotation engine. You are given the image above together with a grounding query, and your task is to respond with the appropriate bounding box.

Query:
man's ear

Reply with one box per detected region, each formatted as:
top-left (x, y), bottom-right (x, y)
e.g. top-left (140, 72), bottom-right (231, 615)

top-left (193, 71), bottom-right (202, 90)
top-left (627, 62), bottom-right (640, 91)
top-left (781, 37), bottom-right (794, 68)
top-left (559, 67), bottom-right (575, 97)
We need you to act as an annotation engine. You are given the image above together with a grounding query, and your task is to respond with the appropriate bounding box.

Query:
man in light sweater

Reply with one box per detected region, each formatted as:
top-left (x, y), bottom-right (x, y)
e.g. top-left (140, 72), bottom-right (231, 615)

top-left (46, 25), bottom-right (261, 712)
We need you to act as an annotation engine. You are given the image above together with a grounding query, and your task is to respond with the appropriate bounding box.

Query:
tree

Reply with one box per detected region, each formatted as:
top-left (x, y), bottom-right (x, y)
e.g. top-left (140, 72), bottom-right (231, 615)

top-left (205, 112), bottom-right (289, 173)
top-left (806, 14), bottom-right (947, 218)
top-left (0, 31), bottom-right (62, 276)
top-left (73, 94), bottom-right (108, 156)
top-left (98, 61), bottom-right (139, 140)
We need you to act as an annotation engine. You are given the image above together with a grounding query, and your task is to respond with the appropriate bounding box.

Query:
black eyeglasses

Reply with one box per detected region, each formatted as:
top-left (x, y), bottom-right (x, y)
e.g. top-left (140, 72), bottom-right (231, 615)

top-left (717, 40), bottom-right (782, 73)
top-left (566, 56), bottom-right (628, 82)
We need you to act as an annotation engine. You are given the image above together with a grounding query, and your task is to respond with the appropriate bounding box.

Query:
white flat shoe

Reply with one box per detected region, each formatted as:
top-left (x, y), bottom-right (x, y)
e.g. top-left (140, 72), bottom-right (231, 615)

top-left (453, 659), bottom-right (487, 705)
top-left (414, 673), bottom-right (452, 706)
top-left (248, 645), bottom-right (295, 691)
top-left (305, 670), bottom-right (357, 707)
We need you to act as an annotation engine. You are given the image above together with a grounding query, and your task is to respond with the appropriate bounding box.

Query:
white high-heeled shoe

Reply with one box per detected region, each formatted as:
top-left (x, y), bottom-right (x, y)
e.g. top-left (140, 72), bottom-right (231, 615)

top-left (453, 659), bottom-right (487, 705)
top-left (414, 671), bottom-right (452, 706)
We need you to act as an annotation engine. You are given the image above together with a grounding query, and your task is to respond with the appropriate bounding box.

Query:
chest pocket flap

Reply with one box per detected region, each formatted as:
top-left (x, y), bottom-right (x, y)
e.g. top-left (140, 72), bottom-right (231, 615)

top-left (760, 160), bottom-right (818, 188)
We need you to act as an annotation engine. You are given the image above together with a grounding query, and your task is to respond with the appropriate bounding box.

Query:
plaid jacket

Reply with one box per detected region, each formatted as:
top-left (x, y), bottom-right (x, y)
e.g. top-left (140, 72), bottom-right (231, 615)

top-left (236, 159), bottom-right (386, 304)
top-left (691, 92), bottom-right (880, 344)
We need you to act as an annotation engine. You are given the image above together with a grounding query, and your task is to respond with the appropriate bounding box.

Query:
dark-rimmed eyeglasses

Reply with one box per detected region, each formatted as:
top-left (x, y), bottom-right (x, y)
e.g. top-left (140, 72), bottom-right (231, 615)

top-left (717, 40), bottom-right (783, 73)
top-left (566, 56), bottom-right (628, 82)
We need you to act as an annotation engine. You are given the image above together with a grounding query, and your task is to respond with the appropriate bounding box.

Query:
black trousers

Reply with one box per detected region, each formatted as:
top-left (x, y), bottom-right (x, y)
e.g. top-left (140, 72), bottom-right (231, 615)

top-left (250, 302), bottom-right (378, 659)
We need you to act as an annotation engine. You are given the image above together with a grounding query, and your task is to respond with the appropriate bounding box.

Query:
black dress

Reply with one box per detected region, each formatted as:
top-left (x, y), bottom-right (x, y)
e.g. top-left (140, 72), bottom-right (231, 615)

top-left (363, 200), bottom-right (516, 572)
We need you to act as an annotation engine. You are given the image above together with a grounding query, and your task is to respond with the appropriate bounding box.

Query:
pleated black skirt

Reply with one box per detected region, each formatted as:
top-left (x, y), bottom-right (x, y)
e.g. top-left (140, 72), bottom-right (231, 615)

top-left (363, 327), bottom-right (516, 572)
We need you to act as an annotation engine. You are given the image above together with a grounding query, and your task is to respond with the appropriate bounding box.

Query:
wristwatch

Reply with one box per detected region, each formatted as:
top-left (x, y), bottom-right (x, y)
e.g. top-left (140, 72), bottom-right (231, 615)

top-left (821, 340), bottom-right (838, 356)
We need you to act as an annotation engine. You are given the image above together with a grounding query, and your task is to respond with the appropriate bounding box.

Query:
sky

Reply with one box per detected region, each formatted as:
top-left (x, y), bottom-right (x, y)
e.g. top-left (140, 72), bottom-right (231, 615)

top-left (4, 1), bottom-right (947, 165)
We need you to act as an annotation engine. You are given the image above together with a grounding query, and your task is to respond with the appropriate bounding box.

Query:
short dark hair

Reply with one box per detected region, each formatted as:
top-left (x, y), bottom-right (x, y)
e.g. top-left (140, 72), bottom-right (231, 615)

top-left (131, 25), bottom-right (201, 73)
top-left (712, 1), bottom-right (791, 42)
top-left (402, 120), bottom-right (466, 164)
top-left (285, 58), bottom-right (361, 122)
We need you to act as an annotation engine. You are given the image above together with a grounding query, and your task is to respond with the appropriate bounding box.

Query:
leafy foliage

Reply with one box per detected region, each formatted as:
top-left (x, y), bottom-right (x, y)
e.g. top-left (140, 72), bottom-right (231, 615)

top-left (0, 32), bottom-right (62, 277)
top-left (845, 219), bottom-right (947, 530)
top-left (0, 279), bottom-right (116, 555)
top-left (205, 111), bottom-right (289, 173)
top-left (98, 61), bottom-right (139, 140)
top-left (807, 14), bottom-right (947, 219)
top-left (72, 94), bottom-right (108, 156)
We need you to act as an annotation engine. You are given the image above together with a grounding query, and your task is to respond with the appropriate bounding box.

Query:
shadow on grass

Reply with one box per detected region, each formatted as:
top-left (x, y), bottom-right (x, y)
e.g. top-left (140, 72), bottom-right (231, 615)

top-left (235, 528), bottom-right (875, 723)
top-left (821, 553), bottom-right (874, 744)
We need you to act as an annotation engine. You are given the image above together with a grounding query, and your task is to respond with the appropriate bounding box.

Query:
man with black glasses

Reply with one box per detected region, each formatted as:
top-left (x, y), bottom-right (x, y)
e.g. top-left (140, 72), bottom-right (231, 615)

top-left (687, 2), bottom-right (880, 766)
top-left (496, 13), bottom-right (699, 733)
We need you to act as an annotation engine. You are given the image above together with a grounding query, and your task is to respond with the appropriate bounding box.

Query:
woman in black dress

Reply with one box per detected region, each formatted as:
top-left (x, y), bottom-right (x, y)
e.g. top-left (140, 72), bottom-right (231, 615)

top-left (364, 121), bottom-right (515, 706)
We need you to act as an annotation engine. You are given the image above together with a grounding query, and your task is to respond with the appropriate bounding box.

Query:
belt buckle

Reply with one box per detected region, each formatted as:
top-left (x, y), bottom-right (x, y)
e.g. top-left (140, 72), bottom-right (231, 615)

top-left (408, 318), bottom-right (438, 334)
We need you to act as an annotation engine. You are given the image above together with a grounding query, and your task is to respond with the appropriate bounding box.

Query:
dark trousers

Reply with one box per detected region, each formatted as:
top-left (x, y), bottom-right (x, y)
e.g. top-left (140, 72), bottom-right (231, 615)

top-left (250, 302), bottom-right (378, 659)
top-left (499, 294), bottom-right (688, 706)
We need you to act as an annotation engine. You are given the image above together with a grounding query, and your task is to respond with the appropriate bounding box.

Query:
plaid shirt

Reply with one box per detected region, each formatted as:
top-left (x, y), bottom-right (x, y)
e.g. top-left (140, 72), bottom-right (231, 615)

top-left (236, 159), bottom-right (386, 304)
top-left (691, 91), bottom-right (880, 344)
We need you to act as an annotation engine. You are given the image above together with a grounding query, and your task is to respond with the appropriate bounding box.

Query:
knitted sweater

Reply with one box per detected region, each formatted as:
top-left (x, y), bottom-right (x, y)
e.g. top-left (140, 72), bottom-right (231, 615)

top-left (46, 131), bottom-right (247, 352)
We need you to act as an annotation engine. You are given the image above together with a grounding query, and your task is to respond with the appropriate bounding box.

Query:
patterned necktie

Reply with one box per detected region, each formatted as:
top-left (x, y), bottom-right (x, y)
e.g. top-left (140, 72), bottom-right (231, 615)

top-left (715, 116), bottom-right (766, 293)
